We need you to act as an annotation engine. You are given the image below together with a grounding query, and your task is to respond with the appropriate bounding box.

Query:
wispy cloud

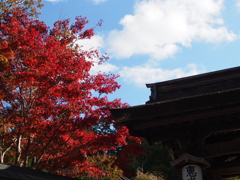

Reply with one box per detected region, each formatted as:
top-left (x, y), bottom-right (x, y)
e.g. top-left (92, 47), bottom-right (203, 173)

top-left (107, 0), bottom-right (236, 60)
top-left (76, 34), bottom-right (118, 74)
top-left (77, 34), bottom-right (104, 52)
top-left (235, 0), bottom-right (240, 10)
top-left (44, 0), bottom-right (63, 2)
top-left (45, 0), bottom-right (107, 4)
top-left (90, 0), bottom-right (108, 4)
top-left (119, 64), bottom-right (205, 86)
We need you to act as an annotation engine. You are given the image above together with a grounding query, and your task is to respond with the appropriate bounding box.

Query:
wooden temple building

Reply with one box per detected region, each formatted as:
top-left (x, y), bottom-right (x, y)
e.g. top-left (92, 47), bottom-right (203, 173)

top-left (111, 66), bottom-right (240, 180)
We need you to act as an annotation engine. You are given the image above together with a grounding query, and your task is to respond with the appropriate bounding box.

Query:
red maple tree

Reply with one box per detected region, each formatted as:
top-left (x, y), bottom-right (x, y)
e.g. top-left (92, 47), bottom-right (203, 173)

top-left (0, 9), bottom-right (142, 178)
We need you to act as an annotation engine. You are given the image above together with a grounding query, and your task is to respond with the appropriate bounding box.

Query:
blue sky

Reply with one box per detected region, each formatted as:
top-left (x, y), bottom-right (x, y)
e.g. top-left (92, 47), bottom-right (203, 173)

top-left (40, 0), bottom-right (240, 106)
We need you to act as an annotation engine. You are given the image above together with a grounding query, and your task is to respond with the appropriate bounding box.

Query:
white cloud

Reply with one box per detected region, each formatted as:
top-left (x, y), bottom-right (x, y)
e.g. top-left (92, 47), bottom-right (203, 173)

top-left (45, 0), bottom-right (107, 4)
top-left (119, 64), bottom-right (204, 86)
top-left (76, 35), bottom-right (118, 74)
top-left (236, 0), bottom-right (240, 10)
top-left (107, 0), bottom-right (236, 60)
top-left (90, 0), bottom-right (108, 4)
top-left (77, 34), bottom-right (104, 52)
top-left (45, 0), bottom-right (62, 2)
top-left (90, 63), bottom-right (118, 74)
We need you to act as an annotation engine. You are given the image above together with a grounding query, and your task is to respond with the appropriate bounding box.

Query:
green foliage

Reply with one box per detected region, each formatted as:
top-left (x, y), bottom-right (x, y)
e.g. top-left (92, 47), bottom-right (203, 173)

top-left (129, 139), bottom-right (179, 180)
top-left (132, 168), bottom-right (164, 180)
top-left (78, 153), bottom-right (123, 180)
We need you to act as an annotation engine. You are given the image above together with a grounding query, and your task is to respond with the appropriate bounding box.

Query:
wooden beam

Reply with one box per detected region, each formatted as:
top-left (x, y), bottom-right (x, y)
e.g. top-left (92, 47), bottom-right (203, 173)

top-left (208, 167), bottom-right (240, 180)
top-left (112, 88), bottom-right (240, 124)
top-left (194, 137), bottom-right (240, 158)
top-left (130, 116), bottom-right (240, 143)
top-left (130, 105), bottom-right (240, 130)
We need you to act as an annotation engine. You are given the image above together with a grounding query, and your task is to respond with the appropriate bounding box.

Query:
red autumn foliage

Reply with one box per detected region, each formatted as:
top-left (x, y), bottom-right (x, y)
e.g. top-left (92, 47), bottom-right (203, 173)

top-left (0, 9), bottom-right (143, 178)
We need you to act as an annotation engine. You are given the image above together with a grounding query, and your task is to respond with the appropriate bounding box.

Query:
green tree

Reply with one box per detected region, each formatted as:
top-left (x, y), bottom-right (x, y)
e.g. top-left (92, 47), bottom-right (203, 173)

top-left (129, 139), bottom-right (179, 180)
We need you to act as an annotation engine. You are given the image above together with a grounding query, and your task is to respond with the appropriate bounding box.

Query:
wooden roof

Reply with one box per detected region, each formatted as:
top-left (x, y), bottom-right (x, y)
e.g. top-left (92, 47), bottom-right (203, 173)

top-left (146, 65), bottom-right (240, 103)
top-left (0, 164), bottom-right (77, 180)
top-left (110, 66), bottom-right (240, 179)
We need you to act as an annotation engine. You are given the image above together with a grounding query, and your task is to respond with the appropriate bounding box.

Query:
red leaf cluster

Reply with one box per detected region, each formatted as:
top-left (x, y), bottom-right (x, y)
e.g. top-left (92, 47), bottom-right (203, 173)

top-left (0, 9), bottom-right (143, 177)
